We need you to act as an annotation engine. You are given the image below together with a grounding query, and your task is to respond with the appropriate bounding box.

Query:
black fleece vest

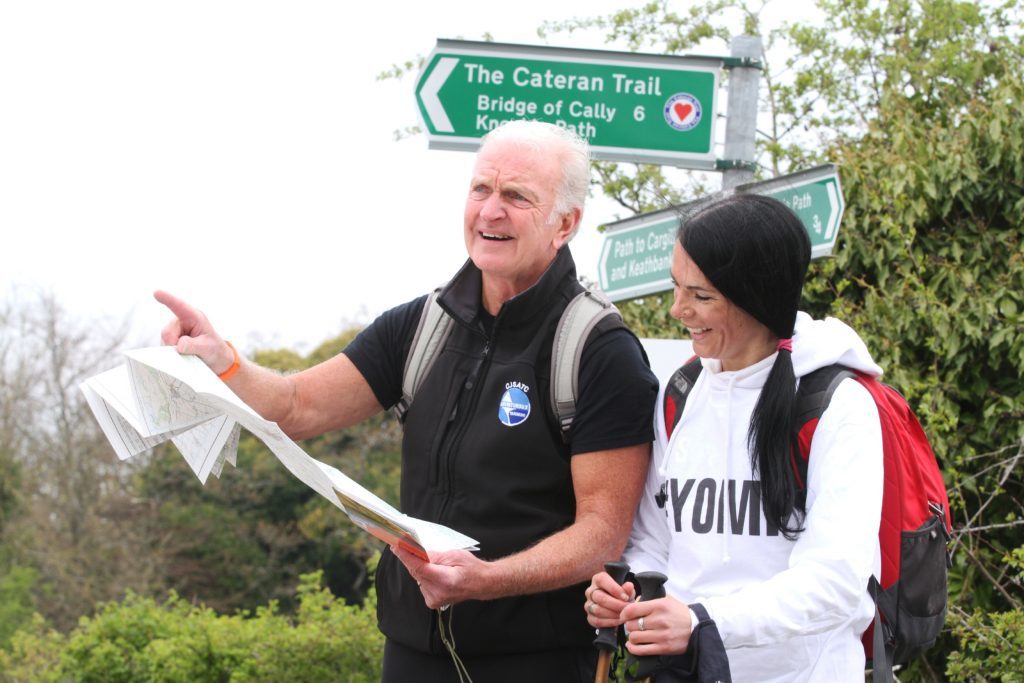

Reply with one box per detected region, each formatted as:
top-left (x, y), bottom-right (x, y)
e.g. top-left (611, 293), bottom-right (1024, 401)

top-left (376, 248), bottom-right (603, 656)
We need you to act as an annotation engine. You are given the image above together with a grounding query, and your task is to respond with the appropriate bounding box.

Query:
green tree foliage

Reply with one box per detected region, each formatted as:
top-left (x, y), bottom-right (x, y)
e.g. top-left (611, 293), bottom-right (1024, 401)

top-left (802, 10), bottom-right (1024, 676)
top-left (0, 568), bottom-right (384, 683)
top-left (0, 568), bottom-right (37, 650)
top-left (547, 0), bottom-right (1024, 678)
top-left (946, 549), bottom-right (1024, 681)
top-left (0, 291), bottom-right (165, 636)
top-left (0, 293), bottom-right (402, 656)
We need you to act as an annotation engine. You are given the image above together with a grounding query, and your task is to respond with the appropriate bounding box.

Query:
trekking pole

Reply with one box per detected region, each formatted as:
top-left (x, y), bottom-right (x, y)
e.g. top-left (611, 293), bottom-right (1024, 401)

top-left (632, 571), bottom-right (668, 683)
top-left (594, 560), bottom-right (631, 683)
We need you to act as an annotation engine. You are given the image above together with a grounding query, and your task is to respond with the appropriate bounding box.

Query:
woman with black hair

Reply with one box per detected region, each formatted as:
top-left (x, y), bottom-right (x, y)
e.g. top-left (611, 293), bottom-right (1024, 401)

top-left (585, 194), bottom-right (884, 681)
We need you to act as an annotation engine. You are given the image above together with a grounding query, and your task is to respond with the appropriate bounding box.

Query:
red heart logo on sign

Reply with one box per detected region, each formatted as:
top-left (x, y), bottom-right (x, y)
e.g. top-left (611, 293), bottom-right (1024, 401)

top-left (674, 102), bottom-right (693, 121)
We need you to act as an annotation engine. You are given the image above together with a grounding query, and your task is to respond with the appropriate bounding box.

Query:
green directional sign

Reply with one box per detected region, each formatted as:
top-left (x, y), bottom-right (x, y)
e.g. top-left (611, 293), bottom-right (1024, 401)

top-left (416, 39), bottom-right (722, 168)
top-left (598, 165), bottom-right (846, 302)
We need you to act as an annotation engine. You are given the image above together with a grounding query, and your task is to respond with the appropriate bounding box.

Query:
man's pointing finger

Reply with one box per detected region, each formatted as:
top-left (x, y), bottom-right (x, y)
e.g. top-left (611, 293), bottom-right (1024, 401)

top-left (153, 290), bottom-right (192, 320)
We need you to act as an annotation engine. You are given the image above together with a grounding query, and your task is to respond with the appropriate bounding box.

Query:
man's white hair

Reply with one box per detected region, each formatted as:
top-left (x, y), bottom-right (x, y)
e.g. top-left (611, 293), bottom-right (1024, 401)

top-left (478, 120), bottom-right (591, 230)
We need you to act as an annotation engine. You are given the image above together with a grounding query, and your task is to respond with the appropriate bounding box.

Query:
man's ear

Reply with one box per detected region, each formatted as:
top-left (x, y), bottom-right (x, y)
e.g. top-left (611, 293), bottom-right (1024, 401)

top-left (552, 207), bottom-right (582, 248)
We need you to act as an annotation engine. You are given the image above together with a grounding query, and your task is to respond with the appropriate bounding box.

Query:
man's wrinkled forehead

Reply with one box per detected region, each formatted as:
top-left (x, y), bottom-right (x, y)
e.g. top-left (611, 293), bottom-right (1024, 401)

top-left (471, 139), bottom-right (555, 186)
top-left (469, 157), bottom-right (530, 188)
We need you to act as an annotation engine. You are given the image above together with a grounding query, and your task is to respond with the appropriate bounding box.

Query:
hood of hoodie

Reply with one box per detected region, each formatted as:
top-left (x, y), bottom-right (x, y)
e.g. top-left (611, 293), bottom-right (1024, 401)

top-left (790, 311), bottom-right (882, 378)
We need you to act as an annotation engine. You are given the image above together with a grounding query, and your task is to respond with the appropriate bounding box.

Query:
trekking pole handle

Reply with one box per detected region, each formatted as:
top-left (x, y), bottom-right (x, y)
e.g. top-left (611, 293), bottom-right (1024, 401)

top-left (634, 570), bottom-right (668, 603)
top-left (593, 560), bottom-right (631, 651)
top-left (634, 571), bottom-right (669, 683)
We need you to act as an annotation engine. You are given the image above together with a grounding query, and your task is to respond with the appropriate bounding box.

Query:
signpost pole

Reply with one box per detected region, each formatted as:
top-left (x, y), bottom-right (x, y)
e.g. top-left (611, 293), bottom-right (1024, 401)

top-left (720, 35), bottom-right (762, 190)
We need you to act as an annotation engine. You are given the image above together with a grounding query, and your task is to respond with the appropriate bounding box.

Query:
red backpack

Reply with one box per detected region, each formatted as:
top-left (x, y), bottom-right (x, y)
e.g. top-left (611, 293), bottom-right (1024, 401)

top-left (662, 359), bottom-right (953, 682)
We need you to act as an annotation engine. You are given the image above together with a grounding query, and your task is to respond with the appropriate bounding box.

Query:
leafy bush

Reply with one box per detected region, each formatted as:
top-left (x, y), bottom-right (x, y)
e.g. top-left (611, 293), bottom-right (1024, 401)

top-left (946, 548), bottom-right (1024, 682)
top-left (0, 567), bottom-right (383, 683)
top-left (0, 566), bottom-right (37, 650)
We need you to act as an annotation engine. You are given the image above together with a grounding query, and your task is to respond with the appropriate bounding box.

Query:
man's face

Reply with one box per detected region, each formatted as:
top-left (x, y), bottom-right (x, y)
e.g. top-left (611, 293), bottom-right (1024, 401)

top-left (463, 139), bottom-right (577, 294)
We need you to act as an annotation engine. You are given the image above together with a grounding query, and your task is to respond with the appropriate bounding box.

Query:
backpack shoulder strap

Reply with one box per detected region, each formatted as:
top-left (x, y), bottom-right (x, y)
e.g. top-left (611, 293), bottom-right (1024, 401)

top-left (792, 364), bottom-right (858, 489)
top-left (663, 356), bottom-right (703, 439)
top-left (395, 289), bottom-right (454, 422)
top-left (795, 364), bottom-right (857, 425)
top-left (550, 288), bottom-right (623, 440)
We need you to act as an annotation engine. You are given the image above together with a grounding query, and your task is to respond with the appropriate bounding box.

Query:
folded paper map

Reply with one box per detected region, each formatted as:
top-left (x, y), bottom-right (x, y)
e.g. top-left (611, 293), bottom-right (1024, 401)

top-left (81, 346), bottom-right (478, 559)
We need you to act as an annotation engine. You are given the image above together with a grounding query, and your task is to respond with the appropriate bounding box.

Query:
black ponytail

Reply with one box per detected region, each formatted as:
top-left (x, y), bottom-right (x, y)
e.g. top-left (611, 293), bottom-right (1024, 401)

top-left (748, 344), bottom-right (803, 537)
top-left (677, 194), bottom-right (811, 539)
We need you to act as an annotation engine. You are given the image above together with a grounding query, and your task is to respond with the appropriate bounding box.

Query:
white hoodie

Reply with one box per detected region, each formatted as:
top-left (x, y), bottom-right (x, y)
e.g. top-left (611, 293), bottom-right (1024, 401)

top-left (624, 313), bottom-right (884, 683)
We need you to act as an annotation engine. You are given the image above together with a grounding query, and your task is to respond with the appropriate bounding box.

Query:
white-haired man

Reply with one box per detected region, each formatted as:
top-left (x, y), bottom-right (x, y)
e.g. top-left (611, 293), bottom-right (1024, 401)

top-left (157, 121), bottom-right (657, 682)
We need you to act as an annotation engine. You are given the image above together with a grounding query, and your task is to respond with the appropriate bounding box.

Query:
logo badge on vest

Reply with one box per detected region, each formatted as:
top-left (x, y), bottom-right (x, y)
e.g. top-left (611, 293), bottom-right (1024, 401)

top-left (498, 381), bottom-right (531, 427)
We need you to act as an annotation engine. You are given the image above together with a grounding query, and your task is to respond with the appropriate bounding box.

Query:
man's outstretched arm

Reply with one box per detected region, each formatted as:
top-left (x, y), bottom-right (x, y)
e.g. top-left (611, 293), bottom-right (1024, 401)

top-left (155, 290), bottom-right (383, 439)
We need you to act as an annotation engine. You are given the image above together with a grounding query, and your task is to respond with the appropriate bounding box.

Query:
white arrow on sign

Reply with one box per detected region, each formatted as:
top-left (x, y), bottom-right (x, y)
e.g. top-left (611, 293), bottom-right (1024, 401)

top-left (825, 181), bottom-right (841, 241)
top-left (419, 57), bottom-right (458, 133)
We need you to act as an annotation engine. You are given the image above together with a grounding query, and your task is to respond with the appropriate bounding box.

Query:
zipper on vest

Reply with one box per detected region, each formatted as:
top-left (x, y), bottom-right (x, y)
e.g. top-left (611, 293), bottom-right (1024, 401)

top-left (436, 338), bottom-right (492, 520)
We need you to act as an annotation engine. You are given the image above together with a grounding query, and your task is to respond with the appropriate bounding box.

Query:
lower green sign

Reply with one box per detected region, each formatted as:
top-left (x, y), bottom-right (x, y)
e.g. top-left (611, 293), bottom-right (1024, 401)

top-left (597, 165), bottom-right (845, 302)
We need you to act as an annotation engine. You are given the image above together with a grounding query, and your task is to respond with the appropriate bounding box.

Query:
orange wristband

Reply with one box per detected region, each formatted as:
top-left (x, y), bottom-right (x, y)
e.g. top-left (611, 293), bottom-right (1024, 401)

top-left (218, 341), bottom-right (241, 381)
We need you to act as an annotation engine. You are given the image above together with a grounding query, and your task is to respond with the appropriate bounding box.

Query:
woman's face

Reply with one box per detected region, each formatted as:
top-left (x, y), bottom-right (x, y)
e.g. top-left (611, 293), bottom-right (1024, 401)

top-left (669, 242), bottom-right (777, 372)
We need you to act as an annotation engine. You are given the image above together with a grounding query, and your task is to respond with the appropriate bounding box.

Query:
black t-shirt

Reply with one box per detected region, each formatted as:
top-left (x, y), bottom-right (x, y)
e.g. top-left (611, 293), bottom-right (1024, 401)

top-left (344, 294), bottom-right (656, 455)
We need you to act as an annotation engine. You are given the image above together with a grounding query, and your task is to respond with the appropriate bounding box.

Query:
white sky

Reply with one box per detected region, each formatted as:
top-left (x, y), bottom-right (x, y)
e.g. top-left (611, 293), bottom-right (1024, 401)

top-left (1, 0), bottom-right (724, 353)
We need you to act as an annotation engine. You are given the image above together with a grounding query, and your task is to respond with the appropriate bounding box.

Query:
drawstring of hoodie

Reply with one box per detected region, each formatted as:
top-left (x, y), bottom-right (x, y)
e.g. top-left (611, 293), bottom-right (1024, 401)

top-left (721, 372), bottom-right (735, 565)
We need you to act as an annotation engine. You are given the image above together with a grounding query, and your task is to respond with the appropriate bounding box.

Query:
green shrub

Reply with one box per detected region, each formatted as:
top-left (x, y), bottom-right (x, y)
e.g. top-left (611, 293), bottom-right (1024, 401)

top-left (0, 566), bottom-right (38, 650)
top-left (0, 615), bottom-right (65, 683)
top-left (0, 567), bottom-right (383, 683)
top-left (946, 547), bottom-right (1024, 682)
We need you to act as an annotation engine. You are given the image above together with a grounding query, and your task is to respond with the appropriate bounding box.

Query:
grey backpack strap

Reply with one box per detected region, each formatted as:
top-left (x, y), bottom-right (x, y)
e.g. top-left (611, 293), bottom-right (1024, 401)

top-left (395, 289), bottom-right (453, 422)
top-left (550, 288), bottom-right (622, 440)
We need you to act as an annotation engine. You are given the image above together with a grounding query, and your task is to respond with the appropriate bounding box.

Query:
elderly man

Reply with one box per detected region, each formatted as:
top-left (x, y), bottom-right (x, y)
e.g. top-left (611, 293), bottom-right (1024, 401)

top-left (156, 120), bottom-right (657, 682)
